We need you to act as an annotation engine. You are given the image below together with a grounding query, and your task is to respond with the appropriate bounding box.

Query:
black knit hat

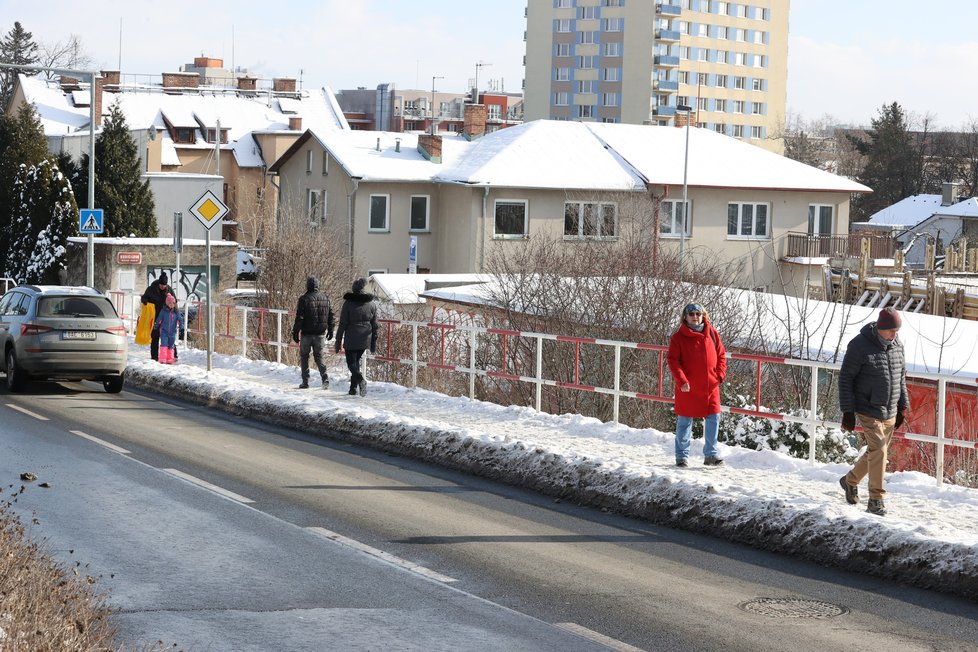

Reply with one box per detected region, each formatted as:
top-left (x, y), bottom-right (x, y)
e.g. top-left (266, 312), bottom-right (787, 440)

top-left (352, 278), bottom-right (367, 293)
top-left (158, 273), bottom-right (168, 285)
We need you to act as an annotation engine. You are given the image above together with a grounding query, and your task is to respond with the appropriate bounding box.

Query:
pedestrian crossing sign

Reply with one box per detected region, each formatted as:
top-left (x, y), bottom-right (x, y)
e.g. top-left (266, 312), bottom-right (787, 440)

top-left (79, 209), bottom-right (104, 234)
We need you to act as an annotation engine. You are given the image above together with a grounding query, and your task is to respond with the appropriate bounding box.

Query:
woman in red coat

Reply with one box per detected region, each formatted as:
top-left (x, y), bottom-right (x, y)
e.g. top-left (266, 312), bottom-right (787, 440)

top-left (667, 303), bottom-right (727, 467)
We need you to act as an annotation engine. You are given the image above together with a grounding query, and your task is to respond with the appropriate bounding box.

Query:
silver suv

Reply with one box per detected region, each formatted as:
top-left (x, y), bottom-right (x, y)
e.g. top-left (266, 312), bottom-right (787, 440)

top-left (0, 285), bottom-right (128, 393)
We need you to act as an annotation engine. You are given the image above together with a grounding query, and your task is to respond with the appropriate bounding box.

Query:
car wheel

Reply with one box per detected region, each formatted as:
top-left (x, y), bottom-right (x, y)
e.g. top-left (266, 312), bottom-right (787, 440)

top-left (103, 373), bottom-right (125, 394)
top-left (6, 349), bottom-right (26, 392)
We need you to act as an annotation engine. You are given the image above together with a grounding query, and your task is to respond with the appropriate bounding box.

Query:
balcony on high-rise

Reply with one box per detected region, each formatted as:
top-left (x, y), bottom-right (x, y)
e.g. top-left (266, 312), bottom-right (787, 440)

top-left (655, 29), bottom-right (681, 41)
top-left (653, 79), bottom-right (679, 92)
top-left (654, 54), bottom-right (680, 67)
top-left (655, 3), bottom-right (682, 18)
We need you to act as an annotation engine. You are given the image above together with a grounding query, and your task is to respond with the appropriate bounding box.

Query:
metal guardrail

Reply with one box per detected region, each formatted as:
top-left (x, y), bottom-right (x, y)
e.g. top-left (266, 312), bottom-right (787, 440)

top-left (108, 292), bottom-right (974, 487)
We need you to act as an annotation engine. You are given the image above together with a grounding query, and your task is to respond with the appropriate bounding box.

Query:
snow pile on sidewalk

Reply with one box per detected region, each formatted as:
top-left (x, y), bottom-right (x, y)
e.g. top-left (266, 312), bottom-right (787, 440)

top-left (125, 343), bottom-right (978, 600)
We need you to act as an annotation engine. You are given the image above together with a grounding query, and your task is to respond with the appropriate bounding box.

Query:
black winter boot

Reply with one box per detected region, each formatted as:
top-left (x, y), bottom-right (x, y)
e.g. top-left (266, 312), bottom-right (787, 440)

top-left (349, 373), bottom-right (359, 395)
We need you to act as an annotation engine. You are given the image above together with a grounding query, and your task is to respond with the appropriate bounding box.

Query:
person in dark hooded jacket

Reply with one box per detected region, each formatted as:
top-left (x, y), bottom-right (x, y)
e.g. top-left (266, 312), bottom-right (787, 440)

top-left (292, 276), bottom-right (334, 389)
top-left (141, 273), bottom-right (177, 362)
top-left (334, 277), bottom-right (378, 396)
top-left (838, 306), bottom-right (909, 517)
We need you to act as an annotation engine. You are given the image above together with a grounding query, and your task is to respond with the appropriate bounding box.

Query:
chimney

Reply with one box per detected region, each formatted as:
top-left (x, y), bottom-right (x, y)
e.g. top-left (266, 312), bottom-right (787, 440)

top-left (100, 70), bottom-right (120, 91)
top-left (418, 134), bottom-right (443, 163)
top-left (272, 77), bottom-right (297, 93)
top-left (237, 76), bottom-right (257, 91)
top-left (942, 181), bottom-right (960, 206)
top-left (675, 110), bottom-right (696, 128)
top-left (463, 103), bottom-right (487, 140)
top-left (288, 116), bottom-right (302, 131)
top-left (162, 71), bottom-right (200, 90)
top-left (194, 56), bottom-right (223, 68)
top-left (93, 76), bottom-right (104, 127)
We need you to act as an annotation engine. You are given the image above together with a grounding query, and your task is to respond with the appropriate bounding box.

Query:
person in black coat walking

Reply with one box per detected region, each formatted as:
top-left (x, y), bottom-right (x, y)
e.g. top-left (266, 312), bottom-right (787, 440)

top-left (334, 277), bottom-right (378, 396)
top-left (292, 276), bottom-right (335, 389)
top-left (141, 273), bottom-right (177, 362)
top-left (838, 306), bottom-right (909, 517)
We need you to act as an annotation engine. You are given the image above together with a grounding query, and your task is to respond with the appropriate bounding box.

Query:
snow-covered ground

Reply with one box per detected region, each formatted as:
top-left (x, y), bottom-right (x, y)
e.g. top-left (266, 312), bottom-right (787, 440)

top-left (125, 341), bottom-right (978, 601)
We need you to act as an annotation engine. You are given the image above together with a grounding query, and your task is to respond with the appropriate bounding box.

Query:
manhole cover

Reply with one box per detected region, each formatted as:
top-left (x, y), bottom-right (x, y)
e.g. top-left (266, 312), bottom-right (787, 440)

top-left (738, 597), bottom-right (849, 619)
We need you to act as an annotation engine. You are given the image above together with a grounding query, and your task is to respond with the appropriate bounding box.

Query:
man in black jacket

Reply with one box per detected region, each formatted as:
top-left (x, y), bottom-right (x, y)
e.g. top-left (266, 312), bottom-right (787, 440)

top-left (838, 306), bottom-right (909, 516)
top-left (291, 276), bottom-right (334, 389)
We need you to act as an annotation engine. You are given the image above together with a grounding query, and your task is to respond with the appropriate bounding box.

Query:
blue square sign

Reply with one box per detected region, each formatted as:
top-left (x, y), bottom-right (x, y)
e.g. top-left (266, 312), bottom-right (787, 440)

top-left (79, 208), bottom-right (104, 234)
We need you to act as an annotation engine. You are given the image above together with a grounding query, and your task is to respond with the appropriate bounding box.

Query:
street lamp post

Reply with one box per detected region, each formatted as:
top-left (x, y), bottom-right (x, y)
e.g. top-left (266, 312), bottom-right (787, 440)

top-left (430, 75), bottom-right (443, 134)
top-left (677, 103), bottom-right (692, 283)
top-left (473, 61), bottom-right (491, 103)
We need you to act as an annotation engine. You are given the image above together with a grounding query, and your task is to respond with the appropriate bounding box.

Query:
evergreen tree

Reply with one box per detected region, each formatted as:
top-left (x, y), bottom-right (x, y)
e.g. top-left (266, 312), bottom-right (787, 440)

top-left (0, 103), bottom-right (49, 270)
top-left (0, 21), bottom-right (40, 110)
top-left (6, 159), bottom-right (78, 284)
top-left (848, 102), bottom-right (925, 222)
top-left (77, 102), bottom-right (157, 237)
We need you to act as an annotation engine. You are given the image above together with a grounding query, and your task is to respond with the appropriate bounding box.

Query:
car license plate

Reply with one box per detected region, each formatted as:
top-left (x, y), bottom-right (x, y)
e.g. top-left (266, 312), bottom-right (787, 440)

top-left (62, 331), bottom-right (96, 340)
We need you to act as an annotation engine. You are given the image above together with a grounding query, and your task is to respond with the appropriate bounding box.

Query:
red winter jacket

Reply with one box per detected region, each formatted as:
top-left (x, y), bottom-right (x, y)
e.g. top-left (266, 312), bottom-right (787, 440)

top-left (667, 320), bottom-right (727, 418)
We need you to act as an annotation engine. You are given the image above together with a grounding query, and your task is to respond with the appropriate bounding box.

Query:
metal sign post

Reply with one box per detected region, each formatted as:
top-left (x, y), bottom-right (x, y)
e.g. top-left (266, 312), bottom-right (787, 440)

top-left (409, 235), bottom-right (418, 274)
top-left (189, 188), bottom-right (228, 372)
top-left (173, 211), bottom-right (183, 304)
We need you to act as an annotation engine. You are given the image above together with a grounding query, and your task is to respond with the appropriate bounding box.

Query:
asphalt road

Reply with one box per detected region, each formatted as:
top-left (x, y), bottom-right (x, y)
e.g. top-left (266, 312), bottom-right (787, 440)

top-left (2, 381), bottom-right (977, 652)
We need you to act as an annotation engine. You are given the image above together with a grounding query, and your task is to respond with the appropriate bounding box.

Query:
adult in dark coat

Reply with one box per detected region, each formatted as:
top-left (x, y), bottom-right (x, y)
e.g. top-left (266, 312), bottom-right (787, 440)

top-left (838, 306), bottom-right (909, 517)
top-left (291, 276), bottom-right (334, 389)
top-left (141, 273), bottom-right (177, 362)
top-left (334, 277), bottom-right (378, 396)
top-left (667, 303), bottom-right (727, 467)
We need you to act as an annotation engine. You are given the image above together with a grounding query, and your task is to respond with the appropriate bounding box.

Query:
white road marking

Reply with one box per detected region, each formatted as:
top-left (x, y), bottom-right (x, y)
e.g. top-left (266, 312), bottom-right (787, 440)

top-left (554, 623), bottom-right (646, 651)
top-left (6, 403), bottom-right (49, 420)
top-left (306, 526), bottom-right (458, 583)
top-left (69, 430), bottom-right (131, 454)
top-left (163, 468), bottom-right (255, 504)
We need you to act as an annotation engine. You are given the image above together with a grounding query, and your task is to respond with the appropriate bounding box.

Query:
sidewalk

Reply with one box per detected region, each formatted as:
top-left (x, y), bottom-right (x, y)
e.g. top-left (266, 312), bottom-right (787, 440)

top-left (126, 342), bottom-right (978, 601)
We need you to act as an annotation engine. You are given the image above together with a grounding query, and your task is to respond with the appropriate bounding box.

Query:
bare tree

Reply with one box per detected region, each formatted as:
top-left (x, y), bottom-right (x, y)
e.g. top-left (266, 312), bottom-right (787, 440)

top-left (38, 34), bottom-right (93, 75)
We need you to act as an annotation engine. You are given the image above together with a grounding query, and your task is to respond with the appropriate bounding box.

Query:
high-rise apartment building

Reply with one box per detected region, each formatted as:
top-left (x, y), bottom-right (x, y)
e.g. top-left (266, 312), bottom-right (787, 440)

top-left (523, 0), bottom-right (789, 152)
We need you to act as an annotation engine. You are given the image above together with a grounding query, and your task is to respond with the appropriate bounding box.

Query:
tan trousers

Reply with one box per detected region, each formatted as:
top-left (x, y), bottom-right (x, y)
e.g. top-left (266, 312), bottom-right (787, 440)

top-left (846, 414), bottom-right (897, 500)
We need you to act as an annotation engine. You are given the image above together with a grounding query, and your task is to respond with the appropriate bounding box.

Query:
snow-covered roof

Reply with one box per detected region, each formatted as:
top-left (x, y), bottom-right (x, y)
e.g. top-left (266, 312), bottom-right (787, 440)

top-left (586, 122), bottom-right (871, 193)
top-left (17, 74), bottom-right (349, 145)
top-left (861, 194), bottom-right (943, 228)
top-left (934, 197), bottom-right (978, 218)
top-left (370, 273), bottom-right (491, 304)
top-left (438, 121), bottom-right (647, 190)
top-left (281, 120), bottom-right (865, 195)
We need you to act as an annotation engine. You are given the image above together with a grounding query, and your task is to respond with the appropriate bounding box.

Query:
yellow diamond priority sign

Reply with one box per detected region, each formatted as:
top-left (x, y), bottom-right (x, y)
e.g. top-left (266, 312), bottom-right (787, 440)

top-left (190, 189), bottom-right (229, 230)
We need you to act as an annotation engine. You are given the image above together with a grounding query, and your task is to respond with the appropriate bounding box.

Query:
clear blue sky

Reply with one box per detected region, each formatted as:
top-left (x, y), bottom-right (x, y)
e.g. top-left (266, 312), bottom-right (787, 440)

top-left (4, 0), bottom-right (977, 128)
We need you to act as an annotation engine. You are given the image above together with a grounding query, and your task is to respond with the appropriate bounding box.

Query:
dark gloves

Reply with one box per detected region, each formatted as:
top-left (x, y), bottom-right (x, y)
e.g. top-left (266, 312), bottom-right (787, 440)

top-left (326, 329), bottom-right (334, 341)
top-left (370, 337), bottom-right (377, 355)
top-left (179, 329), bottom-right (185, 340)
top-left (292, 330), bottom-right (300, 344)
top-left (894, 408), bottom-right (905, 429)
top-left (841, 412), bottom-right (856, 432)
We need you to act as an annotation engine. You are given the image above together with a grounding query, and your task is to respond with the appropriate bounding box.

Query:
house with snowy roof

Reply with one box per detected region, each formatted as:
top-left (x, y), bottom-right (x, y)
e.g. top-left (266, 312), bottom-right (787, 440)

top-left (269, 105), bottom-right (870, 295)
top-left (7, 61), bottom-right (349, 246)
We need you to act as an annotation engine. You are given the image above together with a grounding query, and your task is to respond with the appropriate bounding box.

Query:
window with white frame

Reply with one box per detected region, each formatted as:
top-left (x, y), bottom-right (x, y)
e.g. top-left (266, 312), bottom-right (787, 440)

top-left (732, 124), bottom-right (745, 137)
top-left (715, 74), bottom-right (728, 88)
top-left (410, 195), bottom-right (430, 231)
top-left (578, 55), bottom-right (598, 69)
top-left (604, 42), bottom-right (622, 56)
top-left (754, 55), bottom-right (767, 68)
top-left (678, 20), bottom-right (690, 35)
top-left (580, 31), bottom-right (597, 44)
top-left (556, 19), bottom-right (571, 32)
top-left (679, 46), bottom-right (690, 59)
top-left (752, 78), bottom-right (763, 91)
top-left (808, 204), bottom-right (834, 236)
top-left (697, 72), bottom-right (709, 85)
top-left (578, 104), bottom-right (595, 118)
top-left (696, 23), bottom-right (709, 36)
top-left (716, 50), bottom-right (729, 64)
top-left (697, 48), bottom-right (709, 61)
top-left (554, 91), bottom-right (570, 106)
top-left (580, 6), bottom-right (597, 18)
top-left (750, 125), bottom-right (763, 139)
top-left (603, 67), bottom-right (621, 81)
top-left (577, 80), bottom-right (597, 93)
top-left (604, 0), bottom-right (622, 5)
top-left (602, 92), bottom-right (620, 106)
top-left (713, 123), bottom-right (726, 134)
top-left (717, 25), bottom-right (728, 39)
top-left (716, 1), bottom-right (727, 14)
top-left (752, 102), bottom-right (764, 115)
top-left (698, 97), bottom-right (709, 111)
top-left (564, 201), bottom-right (617, 238)
top-left (715, 99), bottom-right (727, 112)
top-left (494, 200), bottom-right (528, 238)
top-left (734, 76), bottom-right (747, 89)
top-left (368, 194), bottom-right (389, 232)
top-left (727, 201), bottom-right (770, 238)
top-left (735, 28), bottom-right (746, 42)
top-left (555, 67), bottom-right (570, 81)
top-left (753, 30), bottom-right (766, 44)
top-left (305, 150), bottom-right (313, 173)
top-left (556, 0), bottom-right (571, 7)
top-left (487, 104), bottom-right (501, 120)
top-left (678, 70), bottom-right (690, 84)
top-left (307, 189), bottom-right (325, 224)
top-left (556, 42), bottom-right (571, 57)
top-left (604, 17), bottom-right (623, 31)
top-left (736, 3), bottom-right (748, 17)
top-left (321, 151), bottom-right (328, 175)
top-left (660, 199), bottom-right (691, 236)
top-left (734, 52), bottom-right (745, 66)
top-left (733, 100), bottom-right (746, 113)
